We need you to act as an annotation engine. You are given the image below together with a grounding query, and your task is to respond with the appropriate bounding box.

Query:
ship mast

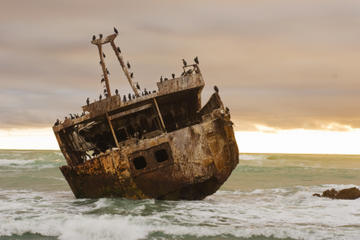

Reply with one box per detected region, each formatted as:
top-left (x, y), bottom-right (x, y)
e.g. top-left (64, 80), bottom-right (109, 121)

top-left (91, 32), bottom-right (140, 98)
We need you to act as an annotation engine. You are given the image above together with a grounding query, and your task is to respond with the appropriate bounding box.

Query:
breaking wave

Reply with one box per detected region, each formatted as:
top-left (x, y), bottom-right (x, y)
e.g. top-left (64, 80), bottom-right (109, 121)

top-left (1, 185), bottom-right (360, 240)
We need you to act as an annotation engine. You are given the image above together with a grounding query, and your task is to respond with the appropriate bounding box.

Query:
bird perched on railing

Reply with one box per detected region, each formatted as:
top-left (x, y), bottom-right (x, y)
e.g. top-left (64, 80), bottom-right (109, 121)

top-left (86, 97), bottom-right (90, 106)
top-left (101, 78), bottom-right (105, 83)
top-left (99, 94), bottom-right (102, 100)
top-left (194, 56), bottom-right (199, 65)
top-left (127, 62), bottom-right (131, 69)
top-left (115, 89), bottom-right (119, 95)
top-left (130, 72), bottom-right (134, 78)
top-left (114, 27), bottom-right (118, 34)
top-left (99, 34), bottom-right (103, 39)
top-left (172, 73), bottom-right (175, 78)
top-left (117, 47), bottom-right (121, 53)
top-left (160, 76), bottom-right (163, 82)
top-left (92, 35), bottom-right (96, 41)
top-left (103, 53), bottom-right (106, 58)
top-left (136, 83), bottom-right (140, 90)
top-left (182, 59), bottom-right (187, 66)
top-left (128, 93), bottom-right (131, 100)
top-left (214, 85), bottom-right (219, 93)
top-left (123, 95), bottom-right (126, 102)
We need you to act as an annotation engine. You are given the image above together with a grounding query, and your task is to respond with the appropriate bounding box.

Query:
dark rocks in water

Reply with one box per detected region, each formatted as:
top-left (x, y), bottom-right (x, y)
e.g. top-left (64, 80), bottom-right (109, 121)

top-left (337, 187), bottom-right (360, 200)
top-left (313, 187), bottom-right (360, 200)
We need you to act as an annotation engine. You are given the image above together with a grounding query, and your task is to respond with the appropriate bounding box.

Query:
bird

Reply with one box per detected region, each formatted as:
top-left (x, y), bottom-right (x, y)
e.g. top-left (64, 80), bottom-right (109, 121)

top-left (128, 93), bottom-right (131, 100)
top-left (136, 83), bottom-right (140, 90)
top-left (152, 90), bottom-right (156, 93)
top-left (92, 35), bottom-right (96, 41)
top-left (101, 78), bottom-right (105, 83)
top-left (103, 53), bottom-right (106, 58)
top-left (117, 47), bottom-right (121, 53)
top-left (225, 107), bottom-right (230, 113)
top-left (132, 94), bottom-right (135, 99)
top-left (123, 95), bottom-right (127, 102)
top-left (214, 85), bottom-right (219, 93)
top-left (115, 89), bottom-right (119, 95)
top-left (194, 56), bottom-right (199, 64)
top-left (103, 89), bottom-right (107, 94)
top-left (114, 27), bottom-right (118, 34)
top-left (160, 76), bottom-right (163, 82)
top-left (99, 34), bottom-right (103, 39)
top-left (86, 97), bottom-right (90, 106)
top-left (164, 77), bottom-right (168, 81)
top-left (127, 62), bottom-right (131, 69)
top-left (99, 94), bottom-right (102, 100)
top-left (130, 72), bottom-right (134, 78)
top-left (182, 59), bottom-right (187, 66)
top-left (99, 61), bottom-right (102, 65)
top-left (106, 68), bottom-right (110, 75)
top-left (70, 114), bottom-right (74, 119)
top-left (75, 114), bottom-right (79, 118)
top-left (172, 73), bottom-right (175, 78)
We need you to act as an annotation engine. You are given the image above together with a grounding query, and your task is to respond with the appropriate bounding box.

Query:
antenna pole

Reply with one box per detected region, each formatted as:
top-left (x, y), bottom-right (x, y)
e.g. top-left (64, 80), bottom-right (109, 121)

top-left (96, 44), bottom-right (111, 98)
top-left (110, 40), bottom-right (140, 97)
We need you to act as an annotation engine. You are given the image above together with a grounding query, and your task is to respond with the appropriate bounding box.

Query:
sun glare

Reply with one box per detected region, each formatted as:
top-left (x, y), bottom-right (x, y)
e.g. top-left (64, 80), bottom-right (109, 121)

top-left (0, 127), bottom-right (359, 154)
top-left (236, 127), bottom-right (360, 155)
top-left (0, 128), bottom-right (58, 150)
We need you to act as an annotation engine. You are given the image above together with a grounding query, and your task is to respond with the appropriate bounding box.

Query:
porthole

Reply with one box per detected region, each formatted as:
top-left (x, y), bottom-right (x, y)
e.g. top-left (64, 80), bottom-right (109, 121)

top-left (155, 149), bottom-right (168, 163)
top-left (133, 156), bottom-right (147, 169)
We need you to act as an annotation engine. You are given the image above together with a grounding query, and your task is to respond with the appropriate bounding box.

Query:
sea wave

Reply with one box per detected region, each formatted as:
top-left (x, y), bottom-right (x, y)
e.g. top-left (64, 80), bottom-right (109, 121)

top-left (1, 185), bottom-right (360, 240)
top-left (0, 158), bottom-right (61, 170)
top-left (0, 159), bottom-right (35, 166)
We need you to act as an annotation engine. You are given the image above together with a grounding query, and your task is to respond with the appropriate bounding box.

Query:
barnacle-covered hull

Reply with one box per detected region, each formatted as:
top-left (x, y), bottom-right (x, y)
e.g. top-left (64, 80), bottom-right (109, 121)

top-left (60, 110), bottom-right (238, 200)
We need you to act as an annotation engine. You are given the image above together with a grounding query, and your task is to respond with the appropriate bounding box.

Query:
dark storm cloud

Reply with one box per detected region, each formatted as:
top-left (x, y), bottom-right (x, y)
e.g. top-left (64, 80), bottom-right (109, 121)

top-left (0, 0), bottom-right (360, 130)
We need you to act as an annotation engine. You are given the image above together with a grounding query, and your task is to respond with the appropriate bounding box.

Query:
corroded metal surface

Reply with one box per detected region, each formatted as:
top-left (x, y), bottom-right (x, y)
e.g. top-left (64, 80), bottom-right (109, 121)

top-left (53, 32), bottom-right (239, 200)
top-left (60, 108), bottom-right (238, 200)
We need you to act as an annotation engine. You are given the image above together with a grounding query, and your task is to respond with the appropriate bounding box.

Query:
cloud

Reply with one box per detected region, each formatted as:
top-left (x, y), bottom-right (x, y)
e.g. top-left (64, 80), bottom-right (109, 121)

top-left (0, 0), bottom-right (359, 131)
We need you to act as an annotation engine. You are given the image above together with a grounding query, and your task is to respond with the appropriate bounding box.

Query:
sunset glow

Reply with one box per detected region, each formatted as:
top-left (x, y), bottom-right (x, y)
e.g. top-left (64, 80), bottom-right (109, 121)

top-left (0, 127), bottom-right (359, 154)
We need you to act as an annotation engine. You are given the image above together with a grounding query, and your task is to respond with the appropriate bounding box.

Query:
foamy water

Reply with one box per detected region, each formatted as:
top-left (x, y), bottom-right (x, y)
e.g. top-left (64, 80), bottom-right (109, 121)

top-left (0, 150), bottom-right (360, 240)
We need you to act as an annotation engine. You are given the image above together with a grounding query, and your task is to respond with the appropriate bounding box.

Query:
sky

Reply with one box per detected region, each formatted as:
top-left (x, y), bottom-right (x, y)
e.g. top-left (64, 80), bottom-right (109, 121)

top-left (0, 0), bottom-right (359, 153)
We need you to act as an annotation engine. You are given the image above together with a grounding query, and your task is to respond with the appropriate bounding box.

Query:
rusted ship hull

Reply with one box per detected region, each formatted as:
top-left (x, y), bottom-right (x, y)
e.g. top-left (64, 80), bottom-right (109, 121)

top-left (60, 111), bottom-right (238, 200)
top-left (53, 31), bottom-right (239, 200)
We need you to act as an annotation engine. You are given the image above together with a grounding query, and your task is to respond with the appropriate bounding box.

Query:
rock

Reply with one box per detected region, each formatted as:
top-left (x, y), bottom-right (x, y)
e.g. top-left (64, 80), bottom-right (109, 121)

top-left (335, 187), bottom-right (360, 200)
top-left (313, 187), bottom-right (360, 200)
top-left (322, 188), bottom-right (338, 199)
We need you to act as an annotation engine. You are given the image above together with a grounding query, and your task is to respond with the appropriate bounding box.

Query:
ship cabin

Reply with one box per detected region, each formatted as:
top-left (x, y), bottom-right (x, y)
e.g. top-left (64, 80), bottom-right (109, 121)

top-left (52, 66), bottom-right (219, 167)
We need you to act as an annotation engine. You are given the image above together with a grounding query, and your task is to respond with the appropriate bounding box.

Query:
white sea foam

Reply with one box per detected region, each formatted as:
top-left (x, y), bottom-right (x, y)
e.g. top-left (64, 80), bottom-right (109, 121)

top-left (239, 154), bottom-right (268, 161)
top-left (1, 185), bottom-right (360, 240)
top-left (0, 159), bottom-right (35, 166)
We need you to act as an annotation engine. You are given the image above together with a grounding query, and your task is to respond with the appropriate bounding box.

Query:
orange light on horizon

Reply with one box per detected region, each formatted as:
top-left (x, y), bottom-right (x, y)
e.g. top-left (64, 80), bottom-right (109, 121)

top-left (0, 127), bottom-right (359, 154)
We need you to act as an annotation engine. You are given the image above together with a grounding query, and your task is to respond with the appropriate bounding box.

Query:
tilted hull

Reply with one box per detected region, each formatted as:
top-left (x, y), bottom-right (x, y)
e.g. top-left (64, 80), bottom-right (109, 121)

top-left (60, 113), bottom-right (238, 200)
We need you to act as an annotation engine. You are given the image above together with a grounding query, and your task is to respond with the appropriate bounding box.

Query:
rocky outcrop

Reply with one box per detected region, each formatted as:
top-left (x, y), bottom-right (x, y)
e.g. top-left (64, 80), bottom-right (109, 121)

top-left (313, 187), bottom-right (360, 200)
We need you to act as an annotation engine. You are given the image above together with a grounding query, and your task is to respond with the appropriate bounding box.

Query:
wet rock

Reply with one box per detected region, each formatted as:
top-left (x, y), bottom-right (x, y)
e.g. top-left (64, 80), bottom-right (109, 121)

top-left (336, 187), bottom-right (360, 200)
top-left (322, 188), bottom-right (338, 199)
top-left (313, 187), bottom-right (360, 200)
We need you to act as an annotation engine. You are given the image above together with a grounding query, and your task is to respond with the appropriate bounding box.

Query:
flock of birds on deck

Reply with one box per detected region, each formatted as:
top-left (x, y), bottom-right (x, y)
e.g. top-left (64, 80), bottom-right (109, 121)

top-left (53, 27), bottom-right (207, 127)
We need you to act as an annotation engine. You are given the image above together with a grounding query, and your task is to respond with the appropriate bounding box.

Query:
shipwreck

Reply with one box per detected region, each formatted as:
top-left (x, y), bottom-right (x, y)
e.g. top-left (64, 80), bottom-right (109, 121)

top-left (53, 29), bottom-right (239, 200)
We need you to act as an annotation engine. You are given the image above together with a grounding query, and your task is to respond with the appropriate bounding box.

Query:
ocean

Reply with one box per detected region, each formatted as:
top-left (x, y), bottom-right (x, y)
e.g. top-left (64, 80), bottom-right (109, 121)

top-left (0, 150), bottom-right (360, 240)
